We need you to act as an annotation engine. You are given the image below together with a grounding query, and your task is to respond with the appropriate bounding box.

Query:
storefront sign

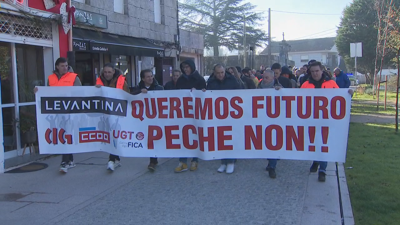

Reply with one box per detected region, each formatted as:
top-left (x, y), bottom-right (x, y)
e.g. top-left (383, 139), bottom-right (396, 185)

top-left (74, 9), bottom-right (107, 29)
top-left (73, 40), bottom-right (89, 51)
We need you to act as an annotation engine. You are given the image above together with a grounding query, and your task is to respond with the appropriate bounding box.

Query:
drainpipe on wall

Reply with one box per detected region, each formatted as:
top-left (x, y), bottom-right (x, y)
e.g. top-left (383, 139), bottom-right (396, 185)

top-left (67, 0), bottom-right (75, 69)
top-left (176, 0), bottom-right (181, 69)
top-left (0, 78), bottom-right (4, 173)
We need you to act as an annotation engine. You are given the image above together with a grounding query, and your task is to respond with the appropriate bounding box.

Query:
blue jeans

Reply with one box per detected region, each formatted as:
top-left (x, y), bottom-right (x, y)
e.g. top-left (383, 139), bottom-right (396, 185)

top-left (312, 161), bottom-right (327, 173)
top-left (267, 159), bottom-right (278, 169)
top-left (221, 159), bottom-right (235, 165)
top-left (179, 157), bottom-right (198, 163)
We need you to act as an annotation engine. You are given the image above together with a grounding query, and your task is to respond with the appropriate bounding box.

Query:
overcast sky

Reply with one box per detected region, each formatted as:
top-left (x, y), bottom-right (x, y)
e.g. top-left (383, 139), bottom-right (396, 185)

top-left (246, 0), bottom-right (353, 41)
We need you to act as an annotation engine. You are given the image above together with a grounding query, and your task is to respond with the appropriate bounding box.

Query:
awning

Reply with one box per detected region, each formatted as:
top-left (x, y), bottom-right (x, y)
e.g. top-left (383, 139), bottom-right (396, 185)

top-left (72, 28), bottom-right (165, 57)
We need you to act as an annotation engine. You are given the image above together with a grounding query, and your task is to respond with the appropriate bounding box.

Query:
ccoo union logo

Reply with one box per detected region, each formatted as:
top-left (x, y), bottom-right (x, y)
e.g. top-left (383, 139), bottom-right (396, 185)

top-left (79, 127), bottom-right (110, 144)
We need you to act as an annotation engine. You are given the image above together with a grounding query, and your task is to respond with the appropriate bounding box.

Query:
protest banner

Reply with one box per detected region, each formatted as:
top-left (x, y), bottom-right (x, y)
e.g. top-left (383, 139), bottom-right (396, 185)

top-left (35, 87), bottom-right (351, 162)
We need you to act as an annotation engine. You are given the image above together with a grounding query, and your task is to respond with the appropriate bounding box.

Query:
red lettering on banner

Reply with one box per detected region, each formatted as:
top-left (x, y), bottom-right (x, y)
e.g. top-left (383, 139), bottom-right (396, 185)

top-left (230, 97), bottom-right (243, 119)
top-left (331, 96), bottom-right (346, 120)
top-left (321, 127), bottom-right (329, 152)
top-left (144, 98), bottom-right (157, 119)
top-left (182, 125), bottom-right (198, 149)
top-left (183, 97), bottom-right (194, 118)
top-left (297, 96), bottom-right (312, 119)
top-left (148, 126), bottom-right (162, 149)
top-left (113, 130), bottom-right (134, 140)
top-left (244, 125), bottom-right (263, 150)
top-left (286, 126), bottom-right (304, 151)
top-left (198, 127), bottom-right (215, 152)
top-left (265, 125), bottom-right (283, 150)
top-left (195, 98), bottom-right (212, 120)
top-left (215, 97), bottom-right (229, 119)
top-left (169, 97), bottom-right (183, 119)
top-left (266, 96), bottom-right (280, 118)
top-left (282, 96), bottom-right (295, 118)
top-left (157, 97), bottom-right (168, 119)
top-left (252, 96), bottom-right (264, 118)
top-left (314, 96), bottom-right (329, 119)
top-left (217, 126), bottom-right (233, 150)
top-left (131, 100), bottom-right (144, 121)
top-left (165, 125), bottom-right (180, 149)
top-left (308, 126), bottom-right (316, 152)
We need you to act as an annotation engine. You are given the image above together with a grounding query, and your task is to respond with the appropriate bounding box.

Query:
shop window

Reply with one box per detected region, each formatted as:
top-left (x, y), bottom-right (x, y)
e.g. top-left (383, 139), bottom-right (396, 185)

top-left (114, 0), bottom-right (124, 14)
top-left (19, 105), bottom-right (37, 147)
top-left (154, 0), bottom-right (161, 24)
top-left (16, 44), bottom-right (45, 103)
top-left (112, 55), bottom-right (132, 87)
top-left (0, 42), bottom-right (14, 104)
top-left (2, 107), bottom-right (16, 152)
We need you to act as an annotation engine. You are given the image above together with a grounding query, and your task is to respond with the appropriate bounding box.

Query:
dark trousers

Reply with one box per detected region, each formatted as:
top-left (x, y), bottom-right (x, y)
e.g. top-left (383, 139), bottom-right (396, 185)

top-left (109, 154), bottom-right (120, 162)
top-left (61, 154), bottom-right (73, 164)
top-left (150, 157), bottom-right (158, 164)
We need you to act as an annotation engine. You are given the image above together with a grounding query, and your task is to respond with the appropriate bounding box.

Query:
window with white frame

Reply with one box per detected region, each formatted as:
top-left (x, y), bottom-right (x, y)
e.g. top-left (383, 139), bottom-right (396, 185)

top-left (300, 55), bottom-right (309, 63)
top-left (321, 54), bottom-right (327, 64)
top-left (154, 0), bottom-right (161, 24)
top-left (114, 0), bottom-right (124, 14)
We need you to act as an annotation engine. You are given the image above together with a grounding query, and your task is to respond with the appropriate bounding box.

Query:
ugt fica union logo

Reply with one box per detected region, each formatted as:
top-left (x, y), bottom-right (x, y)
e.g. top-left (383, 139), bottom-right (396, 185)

top-left (45, 128), bottom-right (73, 145)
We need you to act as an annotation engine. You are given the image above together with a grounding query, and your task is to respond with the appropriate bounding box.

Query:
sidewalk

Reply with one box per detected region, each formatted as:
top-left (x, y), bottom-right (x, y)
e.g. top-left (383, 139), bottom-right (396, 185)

top-left (0, 152), bottom-right (353, 225)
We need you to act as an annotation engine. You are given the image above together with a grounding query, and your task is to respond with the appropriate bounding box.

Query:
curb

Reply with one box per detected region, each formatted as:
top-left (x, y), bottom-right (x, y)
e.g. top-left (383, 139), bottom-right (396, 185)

top-left (336, 163), bottom-right (355, 225)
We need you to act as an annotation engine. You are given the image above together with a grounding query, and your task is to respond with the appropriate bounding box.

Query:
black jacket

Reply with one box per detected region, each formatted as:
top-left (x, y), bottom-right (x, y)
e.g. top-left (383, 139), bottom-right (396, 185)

top-left (207, 72), bottom-right (242, 90)
top-left (176, 59), bottom-right (206, 90)
top-left (131, 78), bottom-right (163, 95)
top-left (164, 80), bottom-right (177, 90)
top-left (241, 75), bottom-right (257, 89)
top-left (277, 76), bottom-right (292, 88)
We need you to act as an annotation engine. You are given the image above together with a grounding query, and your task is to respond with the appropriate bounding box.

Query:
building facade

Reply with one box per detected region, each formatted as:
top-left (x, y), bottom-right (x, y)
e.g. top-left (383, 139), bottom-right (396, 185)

top-left (179, 29), bottom-right (204, 76)
top-left (0, 0), bottom-right (179, 172)
top-left (71, 0), bottom-right (179, 87)
top-left (261, 37), bottom-right (341, 70)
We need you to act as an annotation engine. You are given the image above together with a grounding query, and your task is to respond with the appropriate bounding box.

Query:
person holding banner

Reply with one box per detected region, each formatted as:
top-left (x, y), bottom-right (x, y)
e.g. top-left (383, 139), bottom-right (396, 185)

top-left (257, 69), bottom-right (282, 179)
top-left (132, 69), bottom-right (164, 172)
top-left (34, 57), bottom-right (81, 173)
top-left (301, 61), bottom-right (353, 182)
top-left (95, 63), bottom-right (129, 171)
top-left (206, 64), bottom-right (242, 174)
top-left (174, 59), bottom-right (206, 173)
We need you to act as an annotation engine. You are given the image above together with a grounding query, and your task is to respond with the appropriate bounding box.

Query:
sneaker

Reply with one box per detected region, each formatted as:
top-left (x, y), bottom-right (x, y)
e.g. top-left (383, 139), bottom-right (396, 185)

top-left (226, 163), bottom-right (235, 174)
top-left (217, 164), bottom-right (227, 173)
top-left (107, 161), bottom-right (115, 171)
top-left (190, 161), bottom-right (198, 171)
top-left (174, 163), bottom-right (188, 173)
top-left (310, 162), bottom-right (319, 173)
top-left (59, 163), bottom-right (68, 173)
top-left (318, 172), bottom-right (326, 182)
top-left (148, 163), bottom-right (157, 172)
top-left (268, 169), bottom-right (277, 179)
top-left (68, 161), bottom-right (76, 169)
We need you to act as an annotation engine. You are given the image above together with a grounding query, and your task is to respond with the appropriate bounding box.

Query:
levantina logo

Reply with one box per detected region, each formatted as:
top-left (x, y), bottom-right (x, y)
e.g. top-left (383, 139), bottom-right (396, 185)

top-left (41, 97), bottom-right (128, 116)
top-left (79, 127), bottom-right (110, 144)
top-left (45, 128), bottom-right (73, 145)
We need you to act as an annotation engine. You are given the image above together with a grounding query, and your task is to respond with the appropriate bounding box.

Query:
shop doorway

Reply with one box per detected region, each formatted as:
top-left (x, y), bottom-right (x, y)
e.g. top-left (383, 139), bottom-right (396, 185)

top-left (75, 52), bottom-right (100, 86)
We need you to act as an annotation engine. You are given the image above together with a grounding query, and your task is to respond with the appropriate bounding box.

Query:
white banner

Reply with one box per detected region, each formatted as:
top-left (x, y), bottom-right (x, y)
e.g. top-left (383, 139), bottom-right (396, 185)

top-left (35, 87), bottom-right (351, 162)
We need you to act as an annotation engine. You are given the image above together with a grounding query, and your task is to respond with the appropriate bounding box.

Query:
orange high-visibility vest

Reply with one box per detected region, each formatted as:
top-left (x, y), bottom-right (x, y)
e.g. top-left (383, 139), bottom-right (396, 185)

top-left (96, 75), bottom-right (126, 90)
top-left (301, 80), bottom-right (339, 89)
top-left (48, 72), bottom-right (78, 86)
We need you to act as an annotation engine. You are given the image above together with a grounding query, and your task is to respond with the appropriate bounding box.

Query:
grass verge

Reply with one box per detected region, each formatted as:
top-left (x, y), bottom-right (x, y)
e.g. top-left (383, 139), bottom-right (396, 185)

top-left (346, 123), bottom-right (400, 225)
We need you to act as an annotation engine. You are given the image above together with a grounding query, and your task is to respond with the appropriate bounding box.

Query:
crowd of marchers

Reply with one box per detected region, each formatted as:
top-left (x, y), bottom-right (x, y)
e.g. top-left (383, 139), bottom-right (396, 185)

top-left (35, 57), bottom-right (353, 183)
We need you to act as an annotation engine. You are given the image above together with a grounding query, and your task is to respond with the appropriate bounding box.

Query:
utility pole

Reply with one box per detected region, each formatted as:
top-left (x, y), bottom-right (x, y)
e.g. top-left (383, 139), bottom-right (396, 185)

top-left (268, 8), bottom-right (272, 67)
top-left (243, 14), bottom-right (247, 68)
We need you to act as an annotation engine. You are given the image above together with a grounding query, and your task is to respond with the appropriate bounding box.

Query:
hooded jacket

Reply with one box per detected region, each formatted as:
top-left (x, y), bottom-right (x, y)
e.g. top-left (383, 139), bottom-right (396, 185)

top-left (176, 60), bottom-right (206, 90)
top-left (164, 80), bottom-right (177, 90)
top-left (335, 71), bottom-right (350, 88)
top-left (97, 68), bottom-right (129, 92)
top-left (206, 72), bottom-right (242, 90)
